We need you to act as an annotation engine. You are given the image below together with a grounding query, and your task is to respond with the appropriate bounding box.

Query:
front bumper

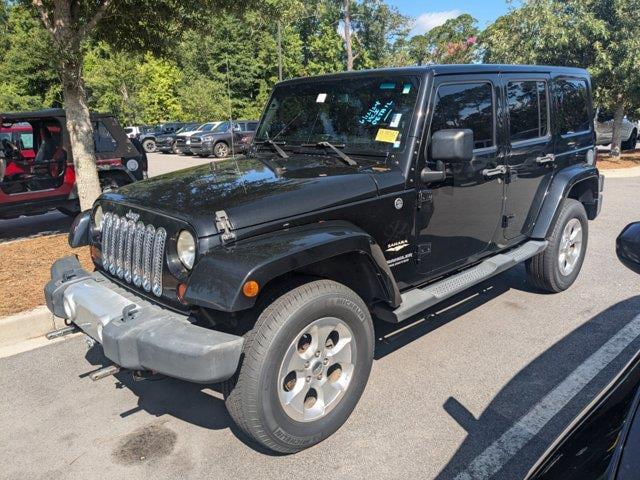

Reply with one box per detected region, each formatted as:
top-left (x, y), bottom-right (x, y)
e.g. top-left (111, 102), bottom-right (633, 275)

top-left (44, 256), bottom-right (243, 383)
top-left (190, 142), bottom-right (213, 155)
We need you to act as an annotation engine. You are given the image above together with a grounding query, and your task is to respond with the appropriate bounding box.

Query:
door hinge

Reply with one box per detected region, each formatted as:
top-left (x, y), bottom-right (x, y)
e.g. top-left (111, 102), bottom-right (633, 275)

top-left (215, 210), bottom-right (236, 243)
top-left (417, 191), bottom-right (433, 208)
top-left (502, 214), bottom-right (515, 228)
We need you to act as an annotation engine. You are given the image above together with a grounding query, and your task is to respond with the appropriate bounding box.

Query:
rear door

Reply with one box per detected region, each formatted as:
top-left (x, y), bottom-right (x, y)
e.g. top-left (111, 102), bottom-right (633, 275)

top-left (502, 74), bottom-right (554, 240)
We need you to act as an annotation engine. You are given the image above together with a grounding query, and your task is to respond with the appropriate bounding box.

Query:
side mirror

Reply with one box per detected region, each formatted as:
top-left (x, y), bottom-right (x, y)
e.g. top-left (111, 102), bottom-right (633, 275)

top-left (431, 129), bottom-right (474, 163)
top-left (616, 222), bottom-right (640, 274)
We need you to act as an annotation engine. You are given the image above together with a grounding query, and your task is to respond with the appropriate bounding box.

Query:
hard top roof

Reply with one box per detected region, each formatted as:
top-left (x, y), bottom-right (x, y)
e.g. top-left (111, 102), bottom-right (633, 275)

top-left (0, 108), bottom-right (114, 122)
top-left (278, 64), bottom-right (589, 85)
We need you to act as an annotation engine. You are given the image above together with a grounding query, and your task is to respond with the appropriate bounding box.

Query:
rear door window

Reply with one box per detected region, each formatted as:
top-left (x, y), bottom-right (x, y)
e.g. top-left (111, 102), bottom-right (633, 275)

top-left (507, 81), bottom-right (549, 142)
top-left (555, 78), bottom-right (591, 135)
top-left (247, 122), bottom-right (259, 131)
top-left (431, 82), bottom-right (495, 150)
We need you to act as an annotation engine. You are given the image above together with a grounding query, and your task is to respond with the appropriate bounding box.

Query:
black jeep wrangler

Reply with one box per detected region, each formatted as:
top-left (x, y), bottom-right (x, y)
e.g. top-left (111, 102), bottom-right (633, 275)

top-left (45, 65), bottom-right (603, 453)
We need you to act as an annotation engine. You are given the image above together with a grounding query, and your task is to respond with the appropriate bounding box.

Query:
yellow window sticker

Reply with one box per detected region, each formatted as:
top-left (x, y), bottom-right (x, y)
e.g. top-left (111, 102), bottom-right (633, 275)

top-left (375, 128), bottom-right (399, 144)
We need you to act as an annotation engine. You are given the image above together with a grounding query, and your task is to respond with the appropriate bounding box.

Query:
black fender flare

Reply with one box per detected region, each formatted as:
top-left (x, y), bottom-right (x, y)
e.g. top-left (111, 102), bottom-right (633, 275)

top-left (184, 220), bottom-right (401, 312)
top-left (531, 164), bottom-right (601, 239)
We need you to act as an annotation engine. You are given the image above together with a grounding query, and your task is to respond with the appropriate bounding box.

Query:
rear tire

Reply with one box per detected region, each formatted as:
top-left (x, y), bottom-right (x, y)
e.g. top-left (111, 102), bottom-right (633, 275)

top-left (622, 130), bottom-right (637, 151)
top-left (526, 199), bottom-right (588, 292)
top-left (224, 279), bottom-right (374, 454)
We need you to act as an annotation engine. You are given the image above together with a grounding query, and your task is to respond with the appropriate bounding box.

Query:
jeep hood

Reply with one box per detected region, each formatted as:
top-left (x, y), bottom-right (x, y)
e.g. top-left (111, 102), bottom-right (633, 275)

top-left (101, 154), bottom-right (380, 237)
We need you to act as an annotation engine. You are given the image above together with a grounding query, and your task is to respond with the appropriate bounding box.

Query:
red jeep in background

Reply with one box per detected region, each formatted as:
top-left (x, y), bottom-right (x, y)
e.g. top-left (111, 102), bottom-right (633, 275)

top-left (0, 109), bottom-right (147, 219)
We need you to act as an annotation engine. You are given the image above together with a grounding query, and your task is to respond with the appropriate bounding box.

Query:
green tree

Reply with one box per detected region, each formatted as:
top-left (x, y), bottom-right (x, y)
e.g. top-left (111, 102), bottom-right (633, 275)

top-left (28, 0), bottom-right (257, 209)
top-left (408, 14), bottom-right (479, 65)
top-left (0, 5), bottom-right (58, 111)
top-left (481, 0), bottom-right (640, 157)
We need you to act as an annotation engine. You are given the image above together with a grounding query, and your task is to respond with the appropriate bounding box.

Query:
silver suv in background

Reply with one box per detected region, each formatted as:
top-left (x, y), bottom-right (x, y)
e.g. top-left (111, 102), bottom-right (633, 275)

top-left (595, 109), bottom-right (638, 150)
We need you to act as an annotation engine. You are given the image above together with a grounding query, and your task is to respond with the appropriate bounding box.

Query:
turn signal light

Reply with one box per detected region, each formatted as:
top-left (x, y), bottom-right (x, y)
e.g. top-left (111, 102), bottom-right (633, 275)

top-left (242, 280), bottom-right (260, 298)
top-left (177, 283), bottom-right (188, 304)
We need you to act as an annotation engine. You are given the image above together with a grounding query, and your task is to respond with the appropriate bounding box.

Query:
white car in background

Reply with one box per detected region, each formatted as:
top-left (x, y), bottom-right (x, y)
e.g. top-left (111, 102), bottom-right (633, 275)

top-left (595, 109), bottom-right (638, 151)
top-left (124, 126), bottom-right (145, 139)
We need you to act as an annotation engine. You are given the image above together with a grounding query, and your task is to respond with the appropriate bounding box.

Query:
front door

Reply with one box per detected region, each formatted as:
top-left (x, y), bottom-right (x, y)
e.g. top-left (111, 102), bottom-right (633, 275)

top-left (416, 75), bottom-right (506, 277)
top-left (502, 74), bottom-right (554, 240)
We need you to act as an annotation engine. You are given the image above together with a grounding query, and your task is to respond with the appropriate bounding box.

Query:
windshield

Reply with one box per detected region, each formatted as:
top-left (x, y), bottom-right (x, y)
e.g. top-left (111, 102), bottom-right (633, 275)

top-left (256, 75), bottom-right (420, 153)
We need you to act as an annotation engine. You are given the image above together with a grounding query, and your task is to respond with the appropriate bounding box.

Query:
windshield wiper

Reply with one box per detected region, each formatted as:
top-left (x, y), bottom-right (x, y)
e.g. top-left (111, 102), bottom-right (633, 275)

top-left (301, 141), bottom-right (357, 166)
top-left (256, 140), bottom-right (289, 159)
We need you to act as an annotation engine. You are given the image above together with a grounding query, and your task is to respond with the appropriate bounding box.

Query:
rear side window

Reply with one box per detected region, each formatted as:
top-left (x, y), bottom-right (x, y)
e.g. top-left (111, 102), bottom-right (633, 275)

top-left (507, 81), bottom-right (549, 142)
top-left (556, 79), bottom-right (591, 135)
top-left (93, 121), bottom-right (117, 153)
top-left (431, 82), bottom-right (495, 150)
top-left (247, 122), bottom-right (258, 131)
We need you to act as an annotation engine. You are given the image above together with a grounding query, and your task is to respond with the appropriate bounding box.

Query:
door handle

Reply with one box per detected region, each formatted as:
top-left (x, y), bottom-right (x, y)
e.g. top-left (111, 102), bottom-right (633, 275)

top-left (536, 154), bottom-right (555, 165)
top-left (482, 165), bottom-right (507, 179)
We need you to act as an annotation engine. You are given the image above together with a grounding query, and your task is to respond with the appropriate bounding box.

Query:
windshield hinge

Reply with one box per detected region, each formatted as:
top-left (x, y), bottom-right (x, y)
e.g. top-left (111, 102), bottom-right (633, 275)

top-left (417, 190), bottom-right (433, 209)
top-left (215, 210), bottom-right (236, 243)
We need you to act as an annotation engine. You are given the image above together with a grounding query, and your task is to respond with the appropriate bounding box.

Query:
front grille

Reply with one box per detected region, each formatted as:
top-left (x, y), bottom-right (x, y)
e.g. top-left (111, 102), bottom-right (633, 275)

top-left (101, 212), bottom-right (167, 297)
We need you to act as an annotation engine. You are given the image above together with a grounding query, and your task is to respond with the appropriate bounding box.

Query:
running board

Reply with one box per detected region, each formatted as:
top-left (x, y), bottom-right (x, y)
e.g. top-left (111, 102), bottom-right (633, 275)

top-left (374, 240), bottom-right (548, 323)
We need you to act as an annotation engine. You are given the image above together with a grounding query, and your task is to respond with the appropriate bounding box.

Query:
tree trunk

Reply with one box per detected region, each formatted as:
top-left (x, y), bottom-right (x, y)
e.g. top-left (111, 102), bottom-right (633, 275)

top-left (60, 44), bottom-right (102, 210)
top-left (343, 0), bottom-right (353, 71)
top-left (610, 103), bottom-right (625, 158)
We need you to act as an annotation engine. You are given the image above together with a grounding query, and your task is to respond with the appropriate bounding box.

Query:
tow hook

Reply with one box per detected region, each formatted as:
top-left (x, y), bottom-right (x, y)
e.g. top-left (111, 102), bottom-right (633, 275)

top-left (89, 365), bottom-right (121, 381)
top-left (45, 325), bottom-right (80, 340)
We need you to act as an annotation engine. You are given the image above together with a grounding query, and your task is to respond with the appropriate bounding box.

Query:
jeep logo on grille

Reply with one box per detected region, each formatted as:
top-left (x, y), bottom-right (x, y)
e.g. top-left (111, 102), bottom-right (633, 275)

top-left (125, 210), bottom-right (140, 222)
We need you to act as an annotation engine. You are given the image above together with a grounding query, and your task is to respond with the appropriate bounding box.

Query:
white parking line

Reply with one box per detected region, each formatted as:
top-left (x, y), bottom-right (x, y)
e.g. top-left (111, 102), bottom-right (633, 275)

top-left (454, 313), bottom-right (640, 480)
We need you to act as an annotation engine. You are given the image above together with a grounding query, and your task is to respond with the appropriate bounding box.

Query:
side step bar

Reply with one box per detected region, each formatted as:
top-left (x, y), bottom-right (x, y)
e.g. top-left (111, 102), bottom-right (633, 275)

top-left (374, 240), bottom-right (548, 323)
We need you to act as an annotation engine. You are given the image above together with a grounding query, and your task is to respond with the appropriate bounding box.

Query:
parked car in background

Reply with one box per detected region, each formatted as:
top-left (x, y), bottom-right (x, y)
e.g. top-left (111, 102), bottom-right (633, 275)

top-left (155, 123), bottom-right (200, 154)
top-left (0, 109), bottom-right (146, 219)
top-left (595, 109), bottom-right (638, 150)
top-left (174, 122), bottom-right (222, 155)
top-left (526, 222), bottom-right (640, 480)
top-left (190, 120), bottom-right (258, 158)
top-left (138, 122), bottom-right (188, 153)
top-left (124, 126), bottom-right (147, 139)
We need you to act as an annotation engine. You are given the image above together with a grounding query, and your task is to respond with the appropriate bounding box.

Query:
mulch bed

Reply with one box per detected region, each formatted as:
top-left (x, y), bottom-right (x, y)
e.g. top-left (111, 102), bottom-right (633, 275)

top-left (597, 151), bottom-right (640, 170)
top-left (0, 235), bottom-right (92, 317)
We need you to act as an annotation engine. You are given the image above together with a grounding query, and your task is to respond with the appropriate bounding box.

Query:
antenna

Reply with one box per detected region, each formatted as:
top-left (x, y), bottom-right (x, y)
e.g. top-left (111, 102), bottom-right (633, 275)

top-left (225, 56), bottom-right (236, 159)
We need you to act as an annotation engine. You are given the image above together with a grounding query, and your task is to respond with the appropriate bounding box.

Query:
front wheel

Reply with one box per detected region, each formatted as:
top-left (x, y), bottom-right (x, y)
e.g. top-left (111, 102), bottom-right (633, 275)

top-left (526, 199), bottom-right (588, 292)
top-left (224, 279), bottom-right (374, 453)
top-left (213, 142), bottom-right (230, 158)
top-left (142, 139), bottom-right (156, 153)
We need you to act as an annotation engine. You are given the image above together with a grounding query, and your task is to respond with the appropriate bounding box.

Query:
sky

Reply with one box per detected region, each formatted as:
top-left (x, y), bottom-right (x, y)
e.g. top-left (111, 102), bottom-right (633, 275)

top-left (387, 0), bottom-right (512, 36)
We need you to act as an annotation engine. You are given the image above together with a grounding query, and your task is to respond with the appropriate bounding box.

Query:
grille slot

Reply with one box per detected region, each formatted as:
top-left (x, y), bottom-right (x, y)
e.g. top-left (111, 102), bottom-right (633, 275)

top-left (101, 212), bottom-right (166, 297)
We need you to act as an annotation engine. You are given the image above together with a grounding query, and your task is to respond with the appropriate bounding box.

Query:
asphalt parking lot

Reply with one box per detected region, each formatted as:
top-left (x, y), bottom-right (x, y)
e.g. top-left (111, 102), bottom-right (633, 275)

top-left (1, 174), bottom-right (639, 479)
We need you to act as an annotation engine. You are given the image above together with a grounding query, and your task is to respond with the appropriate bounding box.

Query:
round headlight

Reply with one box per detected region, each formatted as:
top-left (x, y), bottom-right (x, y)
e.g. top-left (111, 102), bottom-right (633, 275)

top-left (94, 206), bottom-right (104, 231)
top-left (177, 230), bottom-right (196, 270)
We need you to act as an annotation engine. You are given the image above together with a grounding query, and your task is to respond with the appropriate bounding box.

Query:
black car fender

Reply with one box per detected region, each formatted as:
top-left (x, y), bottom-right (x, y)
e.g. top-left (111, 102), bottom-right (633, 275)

top-left (531, 164), bottom-right (601, 239)
top-left (184, 220), bottom-right (402, 313)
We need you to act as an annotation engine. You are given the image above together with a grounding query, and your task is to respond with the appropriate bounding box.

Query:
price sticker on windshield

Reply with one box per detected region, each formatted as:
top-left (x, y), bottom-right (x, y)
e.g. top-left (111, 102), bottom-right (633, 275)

top-left (375, 128), bottom-right (399, 144)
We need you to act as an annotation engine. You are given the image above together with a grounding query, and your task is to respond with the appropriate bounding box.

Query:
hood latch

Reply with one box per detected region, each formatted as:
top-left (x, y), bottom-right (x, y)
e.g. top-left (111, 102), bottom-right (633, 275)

top-left (215, 210), bottom-right (236, 243)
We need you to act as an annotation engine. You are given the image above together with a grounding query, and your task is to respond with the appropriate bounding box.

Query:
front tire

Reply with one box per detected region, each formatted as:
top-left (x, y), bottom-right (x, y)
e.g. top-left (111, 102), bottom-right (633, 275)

top-left (142, 139), bottom-right (156, 153)
top-left (213, 142), bottom-right (230, 158)
top-left (224, 279), bottom-right (374, 453)
top-left (526, 199), bottom-right (588, 292)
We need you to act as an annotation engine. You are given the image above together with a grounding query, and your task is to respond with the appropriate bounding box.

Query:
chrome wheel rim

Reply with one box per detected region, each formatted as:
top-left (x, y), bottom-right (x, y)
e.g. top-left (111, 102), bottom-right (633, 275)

top-left (277, 317), bottom-right (356, 422)
top-left (558, 218), bottom-right (583, 276)
top-left (216, 144), bottom-right (229, 157)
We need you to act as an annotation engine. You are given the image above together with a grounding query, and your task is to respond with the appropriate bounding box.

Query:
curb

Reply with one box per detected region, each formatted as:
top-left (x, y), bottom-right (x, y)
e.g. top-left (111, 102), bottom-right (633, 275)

top-left (0, 306), bottom-right (66, 348)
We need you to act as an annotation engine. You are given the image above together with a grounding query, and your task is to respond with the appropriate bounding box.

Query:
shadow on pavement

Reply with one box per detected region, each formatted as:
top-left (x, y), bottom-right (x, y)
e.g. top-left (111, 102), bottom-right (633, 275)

top-left (434, 295), bottom-right (640, 479)
top-left (0, 211), bottom-right (73, 243)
